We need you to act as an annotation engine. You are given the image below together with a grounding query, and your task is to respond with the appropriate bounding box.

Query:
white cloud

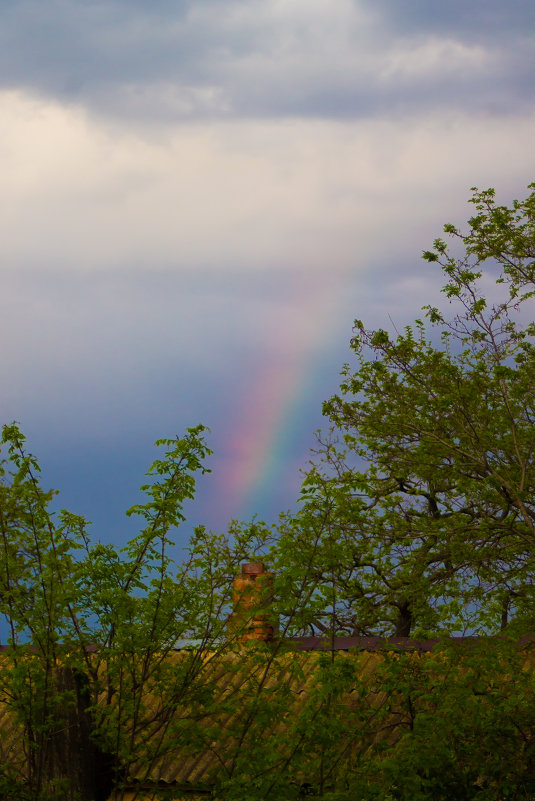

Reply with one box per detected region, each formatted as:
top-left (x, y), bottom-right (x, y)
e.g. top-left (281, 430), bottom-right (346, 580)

top-left (1, 90), bottom-right (534, 277)
top-left (379, 37), bottom-right (491, 83)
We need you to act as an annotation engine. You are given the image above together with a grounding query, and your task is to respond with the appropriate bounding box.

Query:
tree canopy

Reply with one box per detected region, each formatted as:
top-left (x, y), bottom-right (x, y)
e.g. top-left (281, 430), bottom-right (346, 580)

top-left (275, 184), bottom-right (535, 640)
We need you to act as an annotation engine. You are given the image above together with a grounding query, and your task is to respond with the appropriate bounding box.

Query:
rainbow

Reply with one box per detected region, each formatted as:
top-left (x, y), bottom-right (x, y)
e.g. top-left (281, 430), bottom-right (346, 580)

top-left (219, 268), bottom-right (353, 524)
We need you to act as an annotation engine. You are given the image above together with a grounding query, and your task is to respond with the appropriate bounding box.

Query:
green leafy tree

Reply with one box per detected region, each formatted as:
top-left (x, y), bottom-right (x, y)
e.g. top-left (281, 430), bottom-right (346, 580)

top-left (253, 183), bottom-right (535, 801)
top-left (275, 183), bottom-right (535, 638)
top-left (0, 423), bottom-right (273, 800)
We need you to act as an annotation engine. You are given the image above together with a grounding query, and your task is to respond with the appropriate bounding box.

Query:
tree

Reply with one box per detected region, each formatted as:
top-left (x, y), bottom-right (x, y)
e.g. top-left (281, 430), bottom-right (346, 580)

top-left (0, 423), bottom-right (275, 800)
top-left (275, 183), bottom-right (535, 638)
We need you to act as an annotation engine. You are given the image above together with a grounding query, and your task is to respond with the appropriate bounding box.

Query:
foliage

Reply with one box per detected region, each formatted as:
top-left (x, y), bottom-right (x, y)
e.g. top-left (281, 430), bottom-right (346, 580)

top-left (276, 183), bottom-right (535, 639)
top-left (0, 423), bottom-right (272, 800)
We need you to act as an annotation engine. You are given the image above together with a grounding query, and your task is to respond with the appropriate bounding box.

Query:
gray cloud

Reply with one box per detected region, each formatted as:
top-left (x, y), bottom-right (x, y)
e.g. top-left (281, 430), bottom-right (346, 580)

top-left (363, 0), bottom-right (535, 40)
top-left (0, 0), bottom-right (532, 122)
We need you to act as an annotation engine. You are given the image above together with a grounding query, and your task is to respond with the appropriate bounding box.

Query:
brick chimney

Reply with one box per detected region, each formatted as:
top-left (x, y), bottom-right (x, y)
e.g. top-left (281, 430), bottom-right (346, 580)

top-left (227, 562), bottom-right (276, 643)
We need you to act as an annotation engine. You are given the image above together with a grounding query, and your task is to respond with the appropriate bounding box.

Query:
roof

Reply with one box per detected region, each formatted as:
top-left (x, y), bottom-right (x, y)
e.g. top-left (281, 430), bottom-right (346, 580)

top-left (112, 635), bottom-right (535, 793)
top-left (1, 635), bottom-right (533, 798)
top-left (292, 635), bottom-right (480, 651)
top-left (0, 641), bottom-right (410, 794)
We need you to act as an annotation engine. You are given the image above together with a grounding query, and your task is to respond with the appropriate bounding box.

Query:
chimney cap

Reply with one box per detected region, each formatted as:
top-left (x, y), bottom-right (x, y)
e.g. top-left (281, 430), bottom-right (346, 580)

top-left (241, 562), bottom-right (265, 576)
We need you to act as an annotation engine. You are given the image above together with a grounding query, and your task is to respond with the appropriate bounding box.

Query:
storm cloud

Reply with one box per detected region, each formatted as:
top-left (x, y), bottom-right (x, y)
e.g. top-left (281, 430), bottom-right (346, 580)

top-left (0, 0), bottom-right (533, 121)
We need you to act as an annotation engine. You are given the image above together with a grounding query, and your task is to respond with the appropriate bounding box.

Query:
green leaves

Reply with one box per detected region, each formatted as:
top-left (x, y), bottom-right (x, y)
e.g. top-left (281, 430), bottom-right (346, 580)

top-left (279, 183), bottom-right (535, 641)
top-left (125, 424), bottom-right (211, 529)
top-left (370, 329), bottom-right (390, 347)
top-left (0, 422), bottom-right (241, 799)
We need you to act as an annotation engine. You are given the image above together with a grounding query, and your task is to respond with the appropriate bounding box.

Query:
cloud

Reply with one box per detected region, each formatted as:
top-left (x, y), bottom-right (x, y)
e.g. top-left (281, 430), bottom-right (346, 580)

top-left (364, 0), bottom-right (535, 40)
top-left (0, 0), bottom-right (532, 122)
top-left (378, 38), bottom-right (490, 84)
top-left (2, 90), bottom-right (534, 279)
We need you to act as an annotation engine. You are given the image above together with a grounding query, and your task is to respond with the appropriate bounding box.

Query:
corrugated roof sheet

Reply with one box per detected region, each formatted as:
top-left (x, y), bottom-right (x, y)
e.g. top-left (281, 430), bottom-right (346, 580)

top-left (123, 644), bottom-right (422, 788)
top-left (2, 636), bottom-right (533, 795)
top-left (0, 644), bottom-right (389, 790)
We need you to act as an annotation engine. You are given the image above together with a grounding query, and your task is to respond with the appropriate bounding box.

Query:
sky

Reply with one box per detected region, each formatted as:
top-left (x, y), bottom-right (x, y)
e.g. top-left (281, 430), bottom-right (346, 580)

top-left (1, 0), bottom-right (534, 553)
